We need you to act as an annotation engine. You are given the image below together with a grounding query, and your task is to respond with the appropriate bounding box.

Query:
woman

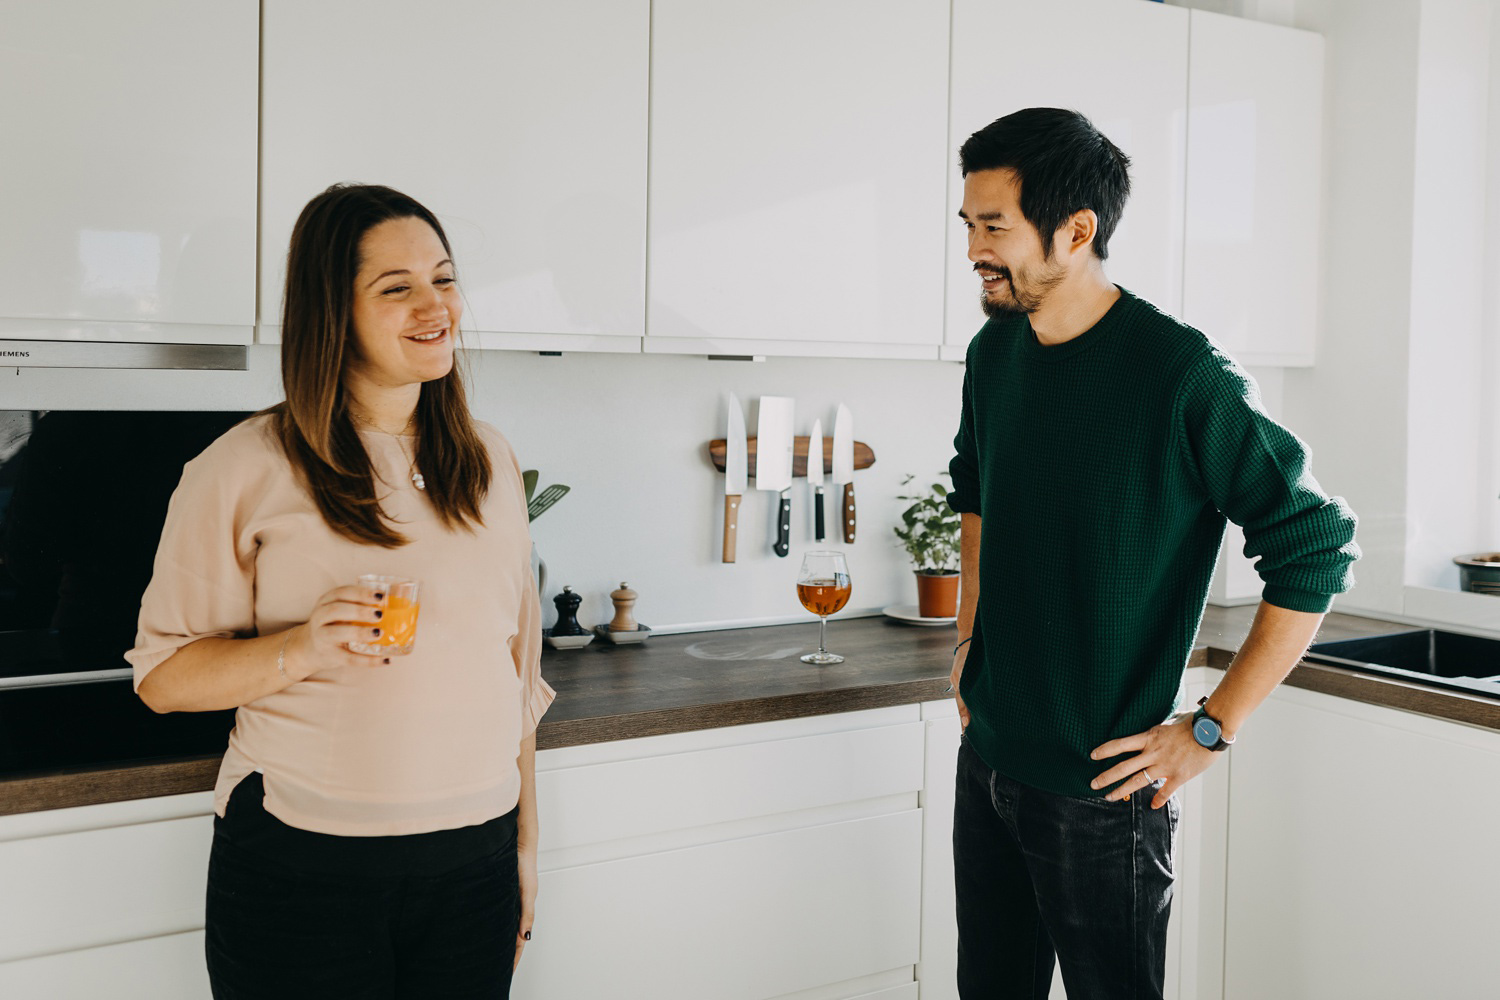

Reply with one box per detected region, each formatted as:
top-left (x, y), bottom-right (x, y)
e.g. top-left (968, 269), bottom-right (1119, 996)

top-left (128, 184), bottom-right (550, 998)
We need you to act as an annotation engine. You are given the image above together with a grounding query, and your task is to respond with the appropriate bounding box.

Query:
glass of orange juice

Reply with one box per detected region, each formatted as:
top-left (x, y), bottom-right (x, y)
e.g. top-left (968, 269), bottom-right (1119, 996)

top-left (349, 575), bottom-right (421, 656)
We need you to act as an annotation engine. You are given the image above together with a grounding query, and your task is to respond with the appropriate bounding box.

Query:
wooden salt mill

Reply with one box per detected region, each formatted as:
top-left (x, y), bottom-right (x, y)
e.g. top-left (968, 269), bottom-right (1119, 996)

top-left (608, 582), bottom-right (639, 632)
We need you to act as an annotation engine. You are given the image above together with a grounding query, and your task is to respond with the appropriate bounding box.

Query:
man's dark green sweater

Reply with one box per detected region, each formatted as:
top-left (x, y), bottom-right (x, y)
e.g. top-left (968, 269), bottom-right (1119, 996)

top-left (948, 289), bottom-right (1359, 799)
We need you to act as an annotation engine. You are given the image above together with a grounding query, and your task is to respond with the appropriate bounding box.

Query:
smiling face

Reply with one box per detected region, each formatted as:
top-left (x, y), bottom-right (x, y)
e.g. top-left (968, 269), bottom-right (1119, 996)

top-left (346, 215), bottom-right (460, 393)
top-left (959, 168), bottom-right (1069, 317)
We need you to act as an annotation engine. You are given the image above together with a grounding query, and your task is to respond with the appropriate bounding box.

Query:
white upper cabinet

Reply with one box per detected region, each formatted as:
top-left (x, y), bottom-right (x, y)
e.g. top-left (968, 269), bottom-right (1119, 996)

top-left (946, 0), bottom-right (1189, 358)
top-left (1184, 12), bottom-right (1323, 367)
top-left (259, 0), bottom-right (649, 352)
top-left (646, 0), bottom-right (951, 359)
top-left (0, 2), bottom-right (258, 345)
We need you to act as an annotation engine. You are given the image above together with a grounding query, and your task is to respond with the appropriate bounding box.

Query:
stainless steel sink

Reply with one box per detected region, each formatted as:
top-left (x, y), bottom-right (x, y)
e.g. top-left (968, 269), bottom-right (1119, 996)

top-left (1306, 630), bottom-right (1500, 700)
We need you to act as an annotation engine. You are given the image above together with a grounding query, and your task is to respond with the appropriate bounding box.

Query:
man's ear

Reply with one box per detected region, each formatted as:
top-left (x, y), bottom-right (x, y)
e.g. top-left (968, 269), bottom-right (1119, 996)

top-left (1062, 209), bottom-right (1098, 258)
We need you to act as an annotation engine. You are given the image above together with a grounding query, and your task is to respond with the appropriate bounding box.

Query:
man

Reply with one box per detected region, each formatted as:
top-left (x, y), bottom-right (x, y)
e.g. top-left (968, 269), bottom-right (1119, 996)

top-left (946, 107), bottom-right (1359, 999)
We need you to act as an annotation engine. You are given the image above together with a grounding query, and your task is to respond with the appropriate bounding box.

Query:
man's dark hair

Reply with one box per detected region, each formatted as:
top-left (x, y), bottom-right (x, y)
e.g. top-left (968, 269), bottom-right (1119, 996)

top-left (959, 108), bottom-right (1132, 260)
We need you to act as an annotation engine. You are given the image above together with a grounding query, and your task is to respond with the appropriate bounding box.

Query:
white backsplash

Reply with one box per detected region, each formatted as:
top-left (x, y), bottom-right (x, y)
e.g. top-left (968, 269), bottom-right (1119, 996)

top-left (2, 345), bottom-right (966, 632)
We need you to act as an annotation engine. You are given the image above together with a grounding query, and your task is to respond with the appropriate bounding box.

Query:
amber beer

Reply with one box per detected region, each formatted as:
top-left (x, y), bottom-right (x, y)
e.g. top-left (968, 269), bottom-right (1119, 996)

top-left (796, 575), bottom-right (852, 617)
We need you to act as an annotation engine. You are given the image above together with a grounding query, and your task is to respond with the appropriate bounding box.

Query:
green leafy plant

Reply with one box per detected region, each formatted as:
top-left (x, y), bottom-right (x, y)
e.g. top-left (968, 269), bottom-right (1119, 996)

top-left (523, 470), bottom-right (570, 523)
top-left (893, 473), bottom-right (961, 574)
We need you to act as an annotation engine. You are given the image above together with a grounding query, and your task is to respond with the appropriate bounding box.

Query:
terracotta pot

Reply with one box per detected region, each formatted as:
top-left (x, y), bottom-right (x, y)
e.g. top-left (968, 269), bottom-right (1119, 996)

top-left (915, 571), bottom-right (960, 618)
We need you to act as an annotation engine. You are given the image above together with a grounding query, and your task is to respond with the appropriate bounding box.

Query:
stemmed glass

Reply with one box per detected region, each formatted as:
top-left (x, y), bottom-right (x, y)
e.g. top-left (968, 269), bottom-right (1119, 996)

top-left (797, 551), bottom-right (852, 665)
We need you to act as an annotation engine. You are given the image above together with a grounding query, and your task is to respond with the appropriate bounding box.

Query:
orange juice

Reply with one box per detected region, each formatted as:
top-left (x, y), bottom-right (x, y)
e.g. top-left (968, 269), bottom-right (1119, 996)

top-left (353, 575), bottom-right (422, 656)
top-left (374, 595), bottom-right (420, 653)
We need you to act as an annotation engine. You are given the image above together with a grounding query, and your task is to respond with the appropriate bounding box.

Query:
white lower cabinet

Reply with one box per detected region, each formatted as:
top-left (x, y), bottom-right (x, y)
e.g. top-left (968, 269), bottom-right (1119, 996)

top-left (1221, 684), bottom-right (1500, 999)
top-left (0, 706), bottom-right (936, 999)
top-left (517, 706), bottom-right (926, 999)
top-left (13, 681), bottom-right (1486, 999)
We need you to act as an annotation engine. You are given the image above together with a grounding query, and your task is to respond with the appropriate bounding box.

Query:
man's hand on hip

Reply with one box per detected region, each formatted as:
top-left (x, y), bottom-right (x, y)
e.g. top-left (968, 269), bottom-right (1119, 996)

top-left (1089, 713), bottom-right (1216, 810)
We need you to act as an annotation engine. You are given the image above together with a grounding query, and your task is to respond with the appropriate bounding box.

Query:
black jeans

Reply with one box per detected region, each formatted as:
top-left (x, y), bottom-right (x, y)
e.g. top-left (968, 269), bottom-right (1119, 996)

top-left (953, 738), bottom-right (1178, 999)
top-left (205, 772), bottom-right (521, 1000)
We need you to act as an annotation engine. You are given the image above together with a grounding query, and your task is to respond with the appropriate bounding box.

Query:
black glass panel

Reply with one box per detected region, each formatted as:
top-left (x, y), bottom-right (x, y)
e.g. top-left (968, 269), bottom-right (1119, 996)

top-left (0, 410), bottom-right (251, 775)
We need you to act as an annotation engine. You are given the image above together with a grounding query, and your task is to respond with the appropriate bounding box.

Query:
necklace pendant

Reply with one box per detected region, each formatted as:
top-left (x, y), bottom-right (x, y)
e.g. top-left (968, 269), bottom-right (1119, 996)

top-left (411, 471), bottom-right (426, 491)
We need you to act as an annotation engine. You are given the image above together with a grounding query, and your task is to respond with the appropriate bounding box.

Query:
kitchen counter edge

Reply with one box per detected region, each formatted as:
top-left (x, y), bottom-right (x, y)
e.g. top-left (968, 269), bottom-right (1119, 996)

top-left (4, 606), bottom-right (1496, 816)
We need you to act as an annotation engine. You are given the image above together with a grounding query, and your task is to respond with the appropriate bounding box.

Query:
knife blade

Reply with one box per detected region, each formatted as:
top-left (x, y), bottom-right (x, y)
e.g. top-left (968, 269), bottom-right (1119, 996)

top-left (807, 418), bottom-right (825, 542)
top-left (755, 396), bottom-right (795, 557)
top-left (723, 393), bottom-right (747, 563)
top-left (832, 403), bottom-right (856, 543)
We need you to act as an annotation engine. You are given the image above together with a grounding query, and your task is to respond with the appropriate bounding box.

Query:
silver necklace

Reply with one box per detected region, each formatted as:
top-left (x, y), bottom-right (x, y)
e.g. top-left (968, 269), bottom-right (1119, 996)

top-left (352, 408), bottom-right (425, 491)
top-left (393, 433), bottom-right (426, 491)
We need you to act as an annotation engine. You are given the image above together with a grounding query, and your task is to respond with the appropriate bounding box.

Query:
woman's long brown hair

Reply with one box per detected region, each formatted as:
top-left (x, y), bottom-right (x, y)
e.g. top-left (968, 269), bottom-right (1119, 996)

top-left (268, 183), bottom-right (492, 547)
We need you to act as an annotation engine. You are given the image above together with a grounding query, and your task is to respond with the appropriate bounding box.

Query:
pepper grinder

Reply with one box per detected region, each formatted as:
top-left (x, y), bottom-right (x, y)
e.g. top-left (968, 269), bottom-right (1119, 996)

top-left (608, 582), bottom-right (639, 632)
top-left (550, 586), bottom-right (588, 636)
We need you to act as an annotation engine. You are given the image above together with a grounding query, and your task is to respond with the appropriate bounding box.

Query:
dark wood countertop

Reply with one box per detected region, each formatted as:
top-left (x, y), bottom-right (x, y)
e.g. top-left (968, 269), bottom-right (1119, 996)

top-left (4, 606), bottom-right (1497, 817)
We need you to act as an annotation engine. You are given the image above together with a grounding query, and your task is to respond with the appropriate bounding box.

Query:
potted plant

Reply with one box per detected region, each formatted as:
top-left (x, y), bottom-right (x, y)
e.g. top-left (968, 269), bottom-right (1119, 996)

top-left (892, 473), bottom-right (962, 618)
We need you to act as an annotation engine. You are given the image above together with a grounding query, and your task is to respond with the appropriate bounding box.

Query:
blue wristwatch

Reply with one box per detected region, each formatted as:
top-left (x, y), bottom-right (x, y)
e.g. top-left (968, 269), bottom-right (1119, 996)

top-left (1191, 697), bottom-right (1234, 752)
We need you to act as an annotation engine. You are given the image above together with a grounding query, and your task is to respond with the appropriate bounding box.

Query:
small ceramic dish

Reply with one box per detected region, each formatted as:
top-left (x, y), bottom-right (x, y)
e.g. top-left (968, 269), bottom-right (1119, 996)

top-left (544, 630), bottom-right (595, 650)
top-left (881, 604), bottom-right (957, 626)
top-left (593, 624), bottom-right (652, 645)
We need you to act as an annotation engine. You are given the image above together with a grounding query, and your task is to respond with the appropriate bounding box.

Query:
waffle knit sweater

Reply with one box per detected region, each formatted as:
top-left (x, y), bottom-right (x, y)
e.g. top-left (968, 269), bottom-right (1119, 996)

top-left (947, 288), bottom-right (1359, 798)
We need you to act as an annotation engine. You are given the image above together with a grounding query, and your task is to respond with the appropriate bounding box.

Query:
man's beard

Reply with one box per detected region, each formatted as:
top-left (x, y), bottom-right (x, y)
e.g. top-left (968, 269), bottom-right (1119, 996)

top-left (977, 258), bottom-right (1067, 317)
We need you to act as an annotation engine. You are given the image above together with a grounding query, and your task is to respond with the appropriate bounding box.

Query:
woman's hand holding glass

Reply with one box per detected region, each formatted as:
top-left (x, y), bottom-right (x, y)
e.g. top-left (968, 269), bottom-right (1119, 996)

top-left (282, 583), bottom-right (392, 681)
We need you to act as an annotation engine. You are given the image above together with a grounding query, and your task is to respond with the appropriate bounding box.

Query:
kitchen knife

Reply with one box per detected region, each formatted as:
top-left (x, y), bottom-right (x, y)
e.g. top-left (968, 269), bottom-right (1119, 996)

top-left (832, 403), bottom-right (856, 543)
top-left (807, 418), bottom-right (825, 542)
top-left (723, 393), bottom-right (747, 563)
top-left (755, 396), bottom-right (795, 557)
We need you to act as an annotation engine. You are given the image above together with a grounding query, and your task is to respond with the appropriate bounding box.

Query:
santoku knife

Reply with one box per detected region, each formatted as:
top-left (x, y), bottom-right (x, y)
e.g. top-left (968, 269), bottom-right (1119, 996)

top-left (723, 393), bottom-right (747, 563)
top-left (755, 396), bottom-right (795, 557)
top-left (808, 418), bottom-right (825, 542)
top-left (832, 403), bottom-right (856, 543)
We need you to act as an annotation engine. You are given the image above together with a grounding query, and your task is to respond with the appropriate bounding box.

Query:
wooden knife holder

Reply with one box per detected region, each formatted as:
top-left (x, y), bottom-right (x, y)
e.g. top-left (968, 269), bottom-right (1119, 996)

top-left (707, 437), bottom-right (875, 479)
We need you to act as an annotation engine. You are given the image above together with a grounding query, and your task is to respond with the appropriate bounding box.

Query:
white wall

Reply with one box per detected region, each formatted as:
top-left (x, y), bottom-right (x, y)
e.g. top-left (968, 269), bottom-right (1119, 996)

top-left (1483, 2), bottom-right (1500, 556)
top-left (0, 348), bottom-right (965, 632)
top-left (1404, 0), bottom-right (1493, 590)
top-left (1284, 0), bottom-right (1424, 617)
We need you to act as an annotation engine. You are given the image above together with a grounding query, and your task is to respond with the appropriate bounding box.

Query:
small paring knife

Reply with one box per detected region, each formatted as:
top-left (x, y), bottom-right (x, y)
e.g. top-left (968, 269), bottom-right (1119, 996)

top-left (808, 418), bottom-right (825, 542)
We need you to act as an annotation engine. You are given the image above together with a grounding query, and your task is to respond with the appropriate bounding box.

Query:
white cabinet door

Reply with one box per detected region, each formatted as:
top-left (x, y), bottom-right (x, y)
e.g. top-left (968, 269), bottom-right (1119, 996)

top-left (512, 811), bottom-right (922, 1000)
top-left (945, 0), bottom-right (1189, 359)
top-left (917, 701), bottom-right (961, 1000)
top-left (0, 1), bottom-right (257, 346)
top-left (0, 930), bottom-right (208, 1000)
top-left (1223, 685), bottom-right (1500, 997)
top-left (259, 0), bottom-right (649, 352)
top-left (646, 0), bottom-right (950, 360)
top-left (1184, 12), bottom-right (1323, 367)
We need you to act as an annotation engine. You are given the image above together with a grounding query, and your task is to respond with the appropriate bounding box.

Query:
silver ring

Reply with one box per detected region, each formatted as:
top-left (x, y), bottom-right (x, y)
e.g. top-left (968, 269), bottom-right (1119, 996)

top-left (1141, 769), bottom-right (1153, 783)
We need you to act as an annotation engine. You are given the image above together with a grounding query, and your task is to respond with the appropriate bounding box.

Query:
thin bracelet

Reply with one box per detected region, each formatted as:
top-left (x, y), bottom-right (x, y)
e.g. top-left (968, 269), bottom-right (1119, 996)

top-left (276, 628), bottom-right (295, 681)
top-left (953, 636), bottom-right (973, 654)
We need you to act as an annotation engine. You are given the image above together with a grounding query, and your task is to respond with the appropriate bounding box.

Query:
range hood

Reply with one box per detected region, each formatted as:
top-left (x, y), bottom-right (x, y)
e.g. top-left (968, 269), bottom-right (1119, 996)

top-left (0, 339), bottom-right (246, 370)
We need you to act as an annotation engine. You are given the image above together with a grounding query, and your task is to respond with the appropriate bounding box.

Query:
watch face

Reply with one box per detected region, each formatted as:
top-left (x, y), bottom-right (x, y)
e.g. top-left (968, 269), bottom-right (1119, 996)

top-left (1194, 716), bottom-right (1221, 748)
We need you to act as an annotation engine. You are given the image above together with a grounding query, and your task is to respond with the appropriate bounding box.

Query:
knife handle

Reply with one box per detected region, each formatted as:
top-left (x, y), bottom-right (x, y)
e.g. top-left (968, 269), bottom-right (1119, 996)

top-left (842, 483), bottom-right (857, 544)
top-left (774, 493), bottom-right (791, 557)
top-left (723, 494), bottom-right (740, 563)
top-left (814, 487), bottom-right (826, 542)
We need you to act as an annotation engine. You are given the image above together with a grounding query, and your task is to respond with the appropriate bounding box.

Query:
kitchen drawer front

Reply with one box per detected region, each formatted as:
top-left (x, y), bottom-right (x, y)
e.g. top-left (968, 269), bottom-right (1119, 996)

top-left (536, 720), bottom-right (925, 852)
top-left (0, 930), bottom-right (208, 1000)
top-left (513, 810), bottom-right (922, 1000)
top-left (0, 814), bottom-right (211, 962)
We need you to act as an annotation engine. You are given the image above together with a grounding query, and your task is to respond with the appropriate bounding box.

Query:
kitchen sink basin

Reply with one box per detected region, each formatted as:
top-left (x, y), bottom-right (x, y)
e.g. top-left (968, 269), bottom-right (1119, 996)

top-left (1306, 630), bottom-right (1500, 700)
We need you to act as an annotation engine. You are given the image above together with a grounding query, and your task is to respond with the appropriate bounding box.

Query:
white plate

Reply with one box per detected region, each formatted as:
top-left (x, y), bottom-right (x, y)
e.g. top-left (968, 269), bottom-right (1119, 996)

top-left (882, 604), bottom-right (957, 626)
